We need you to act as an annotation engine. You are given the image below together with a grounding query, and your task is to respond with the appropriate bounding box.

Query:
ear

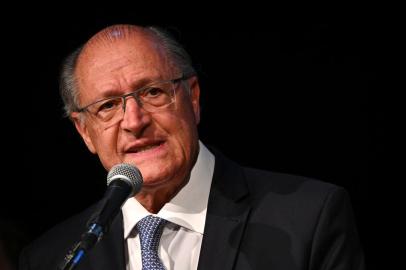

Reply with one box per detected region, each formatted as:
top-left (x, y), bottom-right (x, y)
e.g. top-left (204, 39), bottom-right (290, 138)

top-left (70, 112), bottom-right (97, 154)
top-left (188, 77), bottom-right (201, 124)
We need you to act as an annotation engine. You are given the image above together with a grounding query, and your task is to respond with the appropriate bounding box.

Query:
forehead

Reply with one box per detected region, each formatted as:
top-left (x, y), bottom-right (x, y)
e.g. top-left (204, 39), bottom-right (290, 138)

top-left (75, 34), bottom-right (175, 93)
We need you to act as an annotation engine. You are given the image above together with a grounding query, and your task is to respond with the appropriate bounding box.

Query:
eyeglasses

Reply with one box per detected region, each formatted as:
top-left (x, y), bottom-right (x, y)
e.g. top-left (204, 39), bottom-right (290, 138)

top-left (76, 75), bottom-right (188, 126)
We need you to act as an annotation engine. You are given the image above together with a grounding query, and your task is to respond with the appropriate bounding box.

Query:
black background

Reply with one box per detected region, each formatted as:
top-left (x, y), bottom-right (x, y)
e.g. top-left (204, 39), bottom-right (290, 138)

top-left (1, 7), bottom-right (384, 269)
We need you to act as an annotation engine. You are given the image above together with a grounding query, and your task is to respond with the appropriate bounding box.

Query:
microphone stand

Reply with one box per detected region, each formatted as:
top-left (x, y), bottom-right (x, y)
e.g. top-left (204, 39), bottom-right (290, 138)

top-left (58, 163), bottom-right (141, 269)
top-left (58, 224), bottom-right (103, 270)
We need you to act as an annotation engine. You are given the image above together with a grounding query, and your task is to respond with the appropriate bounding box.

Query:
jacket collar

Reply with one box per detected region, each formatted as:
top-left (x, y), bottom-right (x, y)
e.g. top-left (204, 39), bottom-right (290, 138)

top-left (197, 149), bottom-right (251, 270)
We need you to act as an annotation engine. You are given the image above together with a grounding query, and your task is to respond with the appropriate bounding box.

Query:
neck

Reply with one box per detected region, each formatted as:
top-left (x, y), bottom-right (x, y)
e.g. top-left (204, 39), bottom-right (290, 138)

top-left (135, 176), bottom-right (190, 213)
top-left (135, 143), bottom-right (200, 213)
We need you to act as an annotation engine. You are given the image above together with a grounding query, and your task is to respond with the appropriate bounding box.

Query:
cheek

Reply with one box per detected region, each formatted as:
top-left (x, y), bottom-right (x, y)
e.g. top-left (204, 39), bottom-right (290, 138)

top-left (158, 108), bottom-right (197, 144)
top-left (89, 125), bottom-right (121, 169)
top-left (160, 110), bottom-right (199, 163)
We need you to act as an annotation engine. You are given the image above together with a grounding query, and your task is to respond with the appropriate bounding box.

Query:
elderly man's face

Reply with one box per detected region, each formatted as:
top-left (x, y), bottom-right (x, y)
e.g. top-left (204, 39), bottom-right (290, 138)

top-left (71, 34), bottom-right (200, 191)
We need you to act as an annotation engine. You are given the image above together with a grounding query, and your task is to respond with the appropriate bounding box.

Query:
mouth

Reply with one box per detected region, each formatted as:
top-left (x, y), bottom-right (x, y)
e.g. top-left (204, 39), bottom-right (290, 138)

top-left (126, 141), bottom-right (165, 154)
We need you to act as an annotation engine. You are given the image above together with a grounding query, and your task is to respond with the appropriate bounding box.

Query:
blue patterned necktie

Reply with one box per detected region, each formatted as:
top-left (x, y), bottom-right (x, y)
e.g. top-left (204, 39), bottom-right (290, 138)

top-left (136, 215), bottom-right (168, 270)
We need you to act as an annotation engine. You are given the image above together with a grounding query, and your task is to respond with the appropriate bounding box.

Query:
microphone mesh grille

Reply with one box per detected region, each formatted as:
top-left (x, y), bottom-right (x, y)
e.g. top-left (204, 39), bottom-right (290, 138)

top-left (107, 163), bottom-right (143, 194)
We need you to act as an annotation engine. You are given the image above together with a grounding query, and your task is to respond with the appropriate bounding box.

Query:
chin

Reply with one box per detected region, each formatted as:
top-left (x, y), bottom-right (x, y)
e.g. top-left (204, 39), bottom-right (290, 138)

top-left (139, 166), bottom-right (170, 183)
top-left (140, 165), bottom-right (186, 189)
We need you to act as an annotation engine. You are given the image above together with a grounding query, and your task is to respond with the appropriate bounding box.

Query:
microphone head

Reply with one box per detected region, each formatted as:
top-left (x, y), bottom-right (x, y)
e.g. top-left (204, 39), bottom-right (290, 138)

top-left (107, 163), bottom-right (143, 196)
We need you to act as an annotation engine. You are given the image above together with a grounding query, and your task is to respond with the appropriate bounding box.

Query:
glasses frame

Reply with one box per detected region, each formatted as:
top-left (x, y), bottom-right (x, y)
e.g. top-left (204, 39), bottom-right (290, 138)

top-left (76, 75), bottom-right (190, 118)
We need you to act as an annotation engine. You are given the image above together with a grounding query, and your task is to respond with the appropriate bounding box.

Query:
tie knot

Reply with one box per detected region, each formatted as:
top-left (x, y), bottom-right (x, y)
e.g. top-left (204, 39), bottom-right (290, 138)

top-left (136, 215), bottom-right (167, 237)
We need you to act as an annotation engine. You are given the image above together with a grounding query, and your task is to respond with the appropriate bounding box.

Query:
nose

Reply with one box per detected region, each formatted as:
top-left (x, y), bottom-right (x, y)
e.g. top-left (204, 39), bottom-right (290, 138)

top-left (120, 97), bottom-right (151, 135)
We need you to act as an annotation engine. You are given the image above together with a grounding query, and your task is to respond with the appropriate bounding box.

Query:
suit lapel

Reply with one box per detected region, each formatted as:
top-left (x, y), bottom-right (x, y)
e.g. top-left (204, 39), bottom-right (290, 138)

top-left (198, 151), bottom-right (251, 270)
top-left (84, 212), bottom-right (126, 270)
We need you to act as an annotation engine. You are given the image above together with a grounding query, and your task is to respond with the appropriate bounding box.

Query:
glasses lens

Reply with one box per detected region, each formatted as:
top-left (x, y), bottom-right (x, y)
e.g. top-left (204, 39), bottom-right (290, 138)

top-left (138, 81), bottom-right (176, 112)
top-left (85, 80), bottom-right (178, 126)
top-left (88, 97), bottom-right (123, 123)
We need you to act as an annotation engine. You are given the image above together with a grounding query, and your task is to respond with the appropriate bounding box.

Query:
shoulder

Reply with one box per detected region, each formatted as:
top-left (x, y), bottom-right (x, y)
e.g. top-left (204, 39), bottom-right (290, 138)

top-left (243, 166), bottom-right (343, 202)
top-left (19, 204), bottom-right (97, 270)
top-left (212, 147), bottom-right (342, 202)
top-left (242, 166), bottom-right (352, 220)
top-left (245, 165), bottom-right (346, 208)
top-left (211, 148), bottom-right (350, 222)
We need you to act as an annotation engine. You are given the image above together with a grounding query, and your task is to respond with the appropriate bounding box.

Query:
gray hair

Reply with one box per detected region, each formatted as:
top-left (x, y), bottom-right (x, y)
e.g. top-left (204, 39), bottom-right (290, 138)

top-left (59, 26), bottom-right (196, 118)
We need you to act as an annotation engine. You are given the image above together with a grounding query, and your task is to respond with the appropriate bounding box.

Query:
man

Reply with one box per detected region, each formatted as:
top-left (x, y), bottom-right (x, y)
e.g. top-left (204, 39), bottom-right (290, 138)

top-left (19, 24), bottom-right (365, 269)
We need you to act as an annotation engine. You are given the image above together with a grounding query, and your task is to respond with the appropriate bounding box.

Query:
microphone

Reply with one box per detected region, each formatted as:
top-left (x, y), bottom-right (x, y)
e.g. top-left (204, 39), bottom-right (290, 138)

top-left (59, 163), bottom-right (143, 270)
top-left (87, 163), bottom-right (143, 232)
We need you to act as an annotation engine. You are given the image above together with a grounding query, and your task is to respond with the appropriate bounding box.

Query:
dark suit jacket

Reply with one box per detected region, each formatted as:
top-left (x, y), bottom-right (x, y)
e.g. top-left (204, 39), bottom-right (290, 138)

top-left (19, 151), bottom-right (365, 270)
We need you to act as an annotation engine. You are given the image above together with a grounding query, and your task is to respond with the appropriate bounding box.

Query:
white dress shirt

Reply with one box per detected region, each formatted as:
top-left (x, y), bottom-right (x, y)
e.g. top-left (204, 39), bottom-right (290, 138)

top-left (122, 141), bottom-right (215, 270)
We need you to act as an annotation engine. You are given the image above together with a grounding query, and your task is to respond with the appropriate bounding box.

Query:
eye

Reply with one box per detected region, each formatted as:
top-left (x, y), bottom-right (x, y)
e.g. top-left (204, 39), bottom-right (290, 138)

top-left (137, 83), bottom-right (173, 108)
top-left (143, 87), bottom-right (165, 98)
top-left (97, 98), bottom-right (121, 112)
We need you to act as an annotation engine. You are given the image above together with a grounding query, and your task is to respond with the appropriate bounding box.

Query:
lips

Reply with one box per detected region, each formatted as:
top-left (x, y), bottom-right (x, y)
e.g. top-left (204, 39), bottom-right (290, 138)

top-left (125, 140), bottom-right (165, 154)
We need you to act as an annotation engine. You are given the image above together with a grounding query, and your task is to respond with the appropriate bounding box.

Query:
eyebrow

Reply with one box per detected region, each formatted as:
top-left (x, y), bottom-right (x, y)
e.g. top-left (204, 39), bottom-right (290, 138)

top-left (98, 77), bottom-right (157, 99)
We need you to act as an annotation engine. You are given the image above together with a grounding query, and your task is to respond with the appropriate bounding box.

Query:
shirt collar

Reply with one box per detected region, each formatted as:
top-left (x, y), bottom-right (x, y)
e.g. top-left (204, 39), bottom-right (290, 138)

top-left (122, 141), bottom-right (215, 238)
